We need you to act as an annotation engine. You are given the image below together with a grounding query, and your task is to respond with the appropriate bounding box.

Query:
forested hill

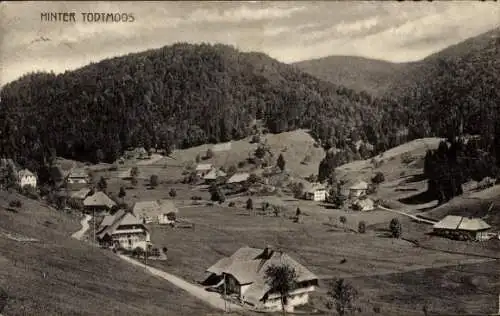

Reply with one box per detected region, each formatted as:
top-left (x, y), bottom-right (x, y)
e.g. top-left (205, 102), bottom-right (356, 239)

top-left (0, 43), bottom-right (405, 180)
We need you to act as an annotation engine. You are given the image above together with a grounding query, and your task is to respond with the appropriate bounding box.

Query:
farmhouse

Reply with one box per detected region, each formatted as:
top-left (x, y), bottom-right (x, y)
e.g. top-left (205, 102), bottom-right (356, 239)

top-left (97, 210), bottom-right (150, 250)
top-left (133, 200), bottom-right (179, 224)
top-left (304, 183), bottom-right (327, 201)
top-left (69, 188), bottom-right (92, 209)
top-left (203, 246), bottom-right (318, 312)
top-left (17, 169), bottom-right (37, 188)
top-left (352, 198), bottom-right (375, 211)
top-left (83, 191), bottom-right (116, 213)
top-left (227, 172), bottom-right (250, 184)
top-left (348, 181), bottom-right (368, 199)
top-left (195, 163), bottom-right (213, 177)
top-left (203, 168), bottom-right (227, 183)
top-left (67, 168), bottom-right (89, 184)
top-left (433, 215), bottom-right (492, 241)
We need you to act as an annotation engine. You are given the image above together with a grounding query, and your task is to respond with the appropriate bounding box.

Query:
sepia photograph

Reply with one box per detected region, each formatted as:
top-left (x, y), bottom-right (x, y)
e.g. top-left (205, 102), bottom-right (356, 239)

top-left (0, 1), bottom-right (500, 315)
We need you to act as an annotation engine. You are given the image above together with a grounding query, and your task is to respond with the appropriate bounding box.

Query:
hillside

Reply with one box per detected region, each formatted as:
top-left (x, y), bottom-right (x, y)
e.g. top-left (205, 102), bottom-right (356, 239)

top-left (0, 43), bottom-right (406, 184)
top-left (0, 191), bottom-right (217, 315)
top-left (293, 56), bottom-right (411, 97)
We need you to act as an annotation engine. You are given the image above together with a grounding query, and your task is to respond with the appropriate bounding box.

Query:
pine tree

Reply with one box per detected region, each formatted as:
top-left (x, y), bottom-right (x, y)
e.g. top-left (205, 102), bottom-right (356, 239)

top-left (277, 154), bottom-right (286, 172)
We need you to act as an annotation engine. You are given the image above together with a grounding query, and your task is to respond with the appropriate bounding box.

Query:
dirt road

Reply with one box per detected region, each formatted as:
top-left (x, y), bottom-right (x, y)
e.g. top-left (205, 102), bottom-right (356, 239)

top-left (378, 205), bottom-right (437, 225)
top-left (71, 214), bottom-right (92, 240)
top-left (118, 255), bottom-right (243, 312)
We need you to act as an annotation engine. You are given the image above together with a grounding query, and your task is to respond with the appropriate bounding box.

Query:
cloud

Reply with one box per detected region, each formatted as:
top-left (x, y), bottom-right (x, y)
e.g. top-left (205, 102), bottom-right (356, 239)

top-left (0, 1), bottom-right (499, 85)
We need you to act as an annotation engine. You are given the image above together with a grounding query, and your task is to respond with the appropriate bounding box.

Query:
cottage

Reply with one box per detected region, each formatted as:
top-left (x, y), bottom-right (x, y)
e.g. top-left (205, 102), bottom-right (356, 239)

top-left (351, 198), bottom-right (375, 211)
top-left (195, 164), bottom-right (213, 177)
top-left (69, 188), bottom-right (92, 209)
top-left (203, 246), bottom-right (318, 312)
top-left (133, 200), bottom-right (179, 224)
top-left (348, 181), bottom-right (368, 199)
top-left (97, 210), bottom-right (150, 250)
top-left (124, 147), bottom-right (148, 160)
top-left (433, 215), bottom-right (492, 241)
top-left (304, 183), bottom-right (327, 201)
top-left (83, 191), bottom-right (116, 213)
top-left (17, 169), bottom-right (37, 188)
top-left (227, 172), bottom-right (250, 184)
top-left (67, 168), bottom-right (89, 184)
top-left (203, 168), bottom-right (227, 184)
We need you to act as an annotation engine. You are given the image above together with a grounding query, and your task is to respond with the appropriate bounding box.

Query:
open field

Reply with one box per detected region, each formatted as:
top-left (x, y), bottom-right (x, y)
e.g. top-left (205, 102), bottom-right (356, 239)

top-left (146, 204), bottom-right (497, 315)
top-left (0, 191), bottom-right (219, 316)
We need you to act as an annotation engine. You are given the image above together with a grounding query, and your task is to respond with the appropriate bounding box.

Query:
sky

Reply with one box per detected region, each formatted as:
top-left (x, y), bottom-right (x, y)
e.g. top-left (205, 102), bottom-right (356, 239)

top-left (1, 1), bottom-right (499, 86)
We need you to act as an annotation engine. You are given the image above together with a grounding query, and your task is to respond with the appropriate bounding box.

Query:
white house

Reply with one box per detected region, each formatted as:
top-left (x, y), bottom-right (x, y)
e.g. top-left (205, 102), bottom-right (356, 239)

top-left (352, 198), bottom-right (375, 211)
top-left (97, 210), bottom-right (150, 250)
top-left (348, 181), bottom-right (368, 199)
top-left (67, 168), bottom-right (89, 184)
top-left (304, 183), bottom-right (327, 201)
top-left (195, 164), bottom-right (213, 177)
top-left (203, 246), bottom-right (318, 312)
top-left (133, 200), bottom-right (179, 224)
top-left (17, 169), bottom-right (37, 188)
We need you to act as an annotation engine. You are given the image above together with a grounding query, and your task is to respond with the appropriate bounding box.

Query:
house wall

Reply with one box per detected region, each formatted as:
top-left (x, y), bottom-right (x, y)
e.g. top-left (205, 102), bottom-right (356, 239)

top-left (19, 175), bottom-right (37, 188)
top-left (68, 178), bottom-right (88, 184)
top-left (313, 190), bottom-right (326, 201)
top-left (112, 233), bottom-right (148, 250)
top-left (261, 285), bottom-right (316, 312)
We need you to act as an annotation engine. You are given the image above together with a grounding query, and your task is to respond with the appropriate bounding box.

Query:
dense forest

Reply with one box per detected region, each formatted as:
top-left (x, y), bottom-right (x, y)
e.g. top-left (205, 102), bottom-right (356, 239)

top-left (0, 43), bottom-right (409, 183)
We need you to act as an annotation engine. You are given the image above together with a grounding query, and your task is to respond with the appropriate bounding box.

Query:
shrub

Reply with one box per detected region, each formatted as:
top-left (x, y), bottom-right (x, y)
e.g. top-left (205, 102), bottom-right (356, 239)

top-left (373, 306), bottom-right (381, 314)
top-left (9, 200), bottom-right (22, 208)
top-left (228, 202), bottom-right (235, 207)
top-left (237, 161), bottom-right (246, 168)
top-left (246, 198), bottom-right (253, 210)
top-left (372, 172), bottom-right (385, 184)
top-left (401, 152), bottom-right (414, 164)
top-left (150, 175), bottom-right (159, 187)
top-left (169, 188), bottom-right (177, 198)
top-left (389, 218), bottom-right (402, 238)
top-left (205, 148), bottom-right (214, 159)
top-left (358, 221), bottom-right (366, 233)
top-left (250, 135), bottom-right (261, 144)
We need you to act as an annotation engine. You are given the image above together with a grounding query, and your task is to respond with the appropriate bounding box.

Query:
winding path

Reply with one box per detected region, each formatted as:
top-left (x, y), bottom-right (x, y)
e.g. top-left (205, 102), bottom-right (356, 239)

top-left (71, 214), bottom-right (92, 240)
top-left (118, 255), bottom-right (242, 312)
top-left (378, 205), bottom-right (437, 225)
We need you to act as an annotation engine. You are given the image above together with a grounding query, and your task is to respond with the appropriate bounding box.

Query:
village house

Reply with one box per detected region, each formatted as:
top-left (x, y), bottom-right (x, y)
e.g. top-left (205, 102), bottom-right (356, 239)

top-left (83, 191), bottom-right (116, 213)
top-left (348, 181), bottom-right (368, 199)
top-left (97, 210), bottom-right (150, 250)
top-left (17, 169), bottom-right (37, 188)
top-left (132, 199), bottom-right (179, 224)
top-left (195, 163), bottom-right (213, 177)
top-left (227, 172), bottom-right (250, 185)
top-left (432, 215), bottom-right (492, 241)
top-left (351, 197), bottom-right (375, 211)
top-left (303, 183), bottom-right (327, 202)
top-left (203, 168), bottom-right (227, 184)
top-left (203, 246), bottom-right (318, 312)
top-left (124, 147), bottom-right (148, 160)
top-left (67, 168), bottom-right (89, 185)
top-left (69, 188), bottom-right (92, 209)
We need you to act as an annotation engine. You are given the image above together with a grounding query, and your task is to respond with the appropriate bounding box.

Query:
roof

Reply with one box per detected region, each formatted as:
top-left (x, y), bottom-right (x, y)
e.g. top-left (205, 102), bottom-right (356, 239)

top-left (117, 168), bottom-right (132, 178)
top-left (353, 198), bottom-right (375, 210)
top-left (203, 168), bottom-right (227, 180)
top-left (206, 246), bottom-right (317, 303)
top-left (196, 164), bottom-right (213, 171)
top-left (227, 172), bottom-right (250, 184)
top-left (133, 200), bottom-right (179, 219)
top-left (304, 183), bottom-right (326, 194)
top-left (433, 215), bottom-right (491, 231)
top-left (68, 168), bottom-right (88, 178)
top-left (98, 210), bottom-right (146, 239)
top-left (83, 191), bottom-right (116, 208)
top-left (18, 169), bottom-right (35, 178)
top-left (158, 199), bottom-right (179, 214)
top-left (71, 188), bottom-right (91, 199)
top-left (349, 181), bottom-right (368, 190)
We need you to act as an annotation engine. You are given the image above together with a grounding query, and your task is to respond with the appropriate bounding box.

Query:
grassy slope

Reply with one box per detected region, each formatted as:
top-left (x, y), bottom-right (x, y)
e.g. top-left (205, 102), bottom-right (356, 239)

top-left (146, 205), bottom-right (496, 315)
top-left (0, 191), bottom-right (216, 316)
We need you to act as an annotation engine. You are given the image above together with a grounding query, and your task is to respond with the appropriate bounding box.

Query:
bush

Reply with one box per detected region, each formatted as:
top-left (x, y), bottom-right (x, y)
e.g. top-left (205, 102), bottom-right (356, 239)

top-left (150, 175), bottom-right (159, 187)
top-left (191, 196), bottom-right (202, 200)
top-left (372, 172), bottom-right (385, 184)
top-left (250, 135), bottom-right (261, 144)
top-left (389, 218), bottom-right (402, 238)
top-left (205, 148), bottom-right (214, 159)
top-left (169, 188), bottom-right (177, 198)
top-left (237, 161), bottom-right (246, 168)
top-left (246, 198), bottom-right (253, 210)
top-left (228, 202), bottom-right (235, 207)
top-left (358, 221), bottom-right (366, 233)
top-left (373, 306), bottom-right (381, 314)
top-left (9, 200), bottom-right (22, 208)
